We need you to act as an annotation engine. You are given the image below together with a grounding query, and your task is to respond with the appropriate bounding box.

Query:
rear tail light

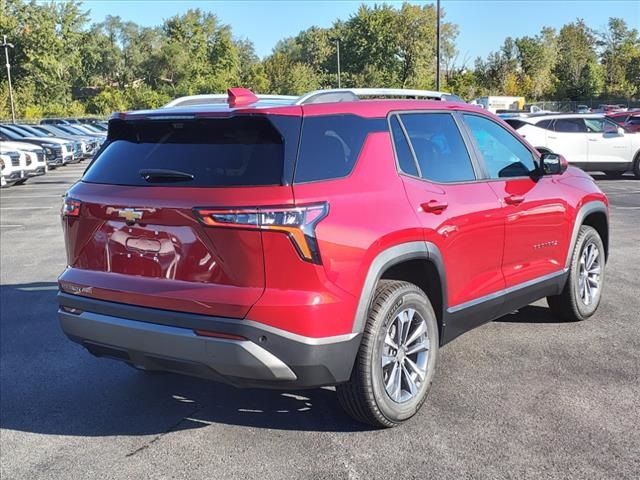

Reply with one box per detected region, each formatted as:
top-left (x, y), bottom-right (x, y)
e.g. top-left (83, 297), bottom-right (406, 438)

top-left (194, 203), bottom-right (328, 264)
top-left (62, 197), bottom-right (82, 217)
top-left (0, 159), bottom-right (4, 171)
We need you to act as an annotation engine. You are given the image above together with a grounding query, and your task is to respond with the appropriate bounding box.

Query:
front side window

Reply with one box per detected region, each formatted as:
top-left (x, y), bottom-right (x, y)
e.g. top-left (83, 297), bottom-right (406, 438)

top-left (397, 113), bottom-right (476, 183)
top-left (463, 114), bottom-right (538, 179)
top-left (584, 118), bottom-right (604, 133)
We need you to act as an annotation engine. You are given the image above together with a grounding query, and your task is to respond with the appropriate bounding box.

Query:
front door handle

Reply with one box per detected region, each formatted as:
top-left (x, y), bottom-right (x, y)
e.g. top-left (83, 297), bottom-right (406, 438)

top-left (421, 200), bottom-right (448, 214)
top-left (504, 194), bottom-right (525, 205)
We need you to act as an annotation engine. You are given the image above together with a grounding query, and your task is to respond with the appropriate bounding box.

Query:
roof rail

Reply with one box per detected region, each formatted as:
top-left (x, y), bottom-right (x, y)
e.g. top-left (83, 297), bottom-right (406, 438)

top-left (295, 88), bottom-right (456, 105)
top-left (163, 93), bottom-right (297, 108)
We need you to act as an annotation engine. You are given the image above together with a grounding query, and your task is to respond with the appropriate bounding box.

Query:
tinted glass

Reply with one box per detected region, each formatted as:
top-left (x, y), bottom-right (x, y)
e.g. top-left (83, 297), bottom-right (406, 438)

top-left (84, 117), bottom-right (289, 187)
top-left (295, 115), bottom-right (386, 183)
top-left (504, 119), bottom-right (528, 130)
top-left (536, 119), bottom-right (554, 130)
top-left (584, 118), bottom-right (604, 132)
top-left (554, 118), bottom-right (587, 133)
top-left (389, 115), bottom-right (418, 176)
top-left (0, 126), bottom-right (22, 140)
top-left (463, 114), bottom-right (537, 178)
top-left (627, 116), bottom-right (640, 125)
top-left (399, 113), bottom-right (475, 183)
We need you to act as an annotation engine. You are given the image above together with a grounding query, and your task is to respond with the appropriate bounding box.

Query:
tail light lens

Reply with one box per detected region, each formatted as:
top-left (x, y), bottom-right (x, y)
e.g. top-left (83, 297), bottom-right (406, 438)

top-left (62, 197), bottom-right (82, 217)
top-left (194, 203), bottom-right (328, 264)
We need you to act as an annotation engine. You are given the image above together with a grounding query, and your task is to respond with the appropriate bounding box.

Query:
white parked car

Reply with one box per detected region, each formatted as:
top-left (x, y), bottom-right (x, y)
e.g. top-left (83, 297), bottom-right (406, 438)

top-left (1, 140), bottom-right (48, 177)
top-left (506, 113), bottom-right (640, 177)
top-left (0, 150), bottom-right (28, 187)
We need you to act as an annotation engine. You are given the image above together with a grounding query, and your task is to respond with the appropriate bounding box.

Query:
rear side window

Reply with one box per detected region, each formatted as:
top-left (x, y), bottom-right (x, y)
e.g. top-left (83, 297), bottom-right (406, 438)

top-left (389, 116), bottom-right (419, 176)
top-left (398, 113), bottom-right (476, 183)
top-left (536, 119), bottom-right (554, 130)
top-left (554, 118), bottom-right (587, 133)
top-left (627, 116), bottom-right (640, 125)
top-left (463, 114), bottom-right (537, 178)
top-left (294, 115), bottom-right (386, 183)
top-left (504, 119), bottom-right (528, 130)
top-left (84, 116), bottom-right (297, 187)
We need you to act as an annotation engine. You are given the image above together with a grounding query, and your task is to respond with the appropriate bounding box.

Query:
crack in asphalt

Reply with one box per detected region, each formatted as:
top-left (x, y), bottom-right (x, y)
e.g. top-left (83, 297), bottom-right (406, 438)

top-left (125, 404), bottom-right (205, 458)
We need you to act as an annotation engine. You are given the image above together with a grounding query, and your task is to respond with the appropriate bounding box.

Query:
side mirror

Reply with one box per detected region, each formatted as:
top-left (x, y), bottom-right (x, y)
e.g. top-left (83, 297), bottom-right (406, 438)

top-left (540, 152), bottom-right (568, 175)
top-left (604, 123), bottom-right (624, 135)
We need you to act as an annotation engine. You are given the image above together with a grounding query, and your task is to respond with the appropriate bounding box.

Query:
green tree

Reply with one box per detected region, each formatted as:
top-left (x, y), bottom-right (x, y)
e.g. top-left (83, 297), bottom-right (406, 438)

top-left (554, 20), bottom-right (603, 99)
top-left (599, 18), bottom-right (640, 97)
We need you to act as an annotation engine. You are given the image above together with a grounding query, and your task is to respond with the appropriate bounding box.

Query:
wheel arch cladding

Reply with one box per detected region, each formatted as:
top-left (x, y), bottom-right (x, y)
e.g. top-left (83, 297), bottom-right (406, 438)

top-left (572, 201), bottom-right (609, 263)
top-left (352, 241), bottom-right (447, 343)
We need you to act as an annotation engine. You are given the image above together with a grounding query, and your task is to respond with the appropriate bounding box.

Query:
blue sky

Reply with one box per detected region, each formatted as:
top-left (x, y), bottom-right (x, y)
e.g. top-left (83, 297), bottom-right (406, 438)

top-left (82, 0), bottom-right (640, 62)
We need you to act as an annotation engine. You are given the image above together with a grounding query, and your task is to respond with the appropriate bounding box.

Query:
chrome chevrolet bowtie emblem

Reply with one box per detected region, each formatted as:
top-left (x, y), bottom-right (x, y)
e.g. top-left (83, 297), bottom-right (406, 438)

top-left (117, 208), bottom-right (144, 223)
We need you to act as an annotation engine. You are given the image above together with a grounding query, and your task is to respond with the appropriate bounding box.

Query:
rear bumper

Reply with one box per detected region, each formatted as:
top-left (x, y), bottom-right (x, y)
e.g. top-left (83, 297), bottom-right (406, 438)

top-left (58, 292), bottom-right (360, 389)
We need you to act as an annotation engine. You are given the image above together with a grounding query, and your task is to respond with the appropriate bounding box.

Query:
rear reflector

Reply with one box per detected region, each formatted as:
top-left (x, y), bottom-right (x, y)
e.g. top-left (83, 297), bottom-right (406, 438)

top-left (194, 330), bottom-right (246, 341)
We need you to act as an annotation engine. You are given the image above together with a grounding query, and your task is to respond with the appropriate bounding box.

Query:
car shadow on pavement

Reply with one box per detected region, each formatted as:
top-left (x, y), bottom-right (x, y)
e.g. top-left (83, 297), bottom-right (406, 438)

top-left (0, 282), bottom-right (370, 437)
top-left (494, 305), bottom-right (579, 323)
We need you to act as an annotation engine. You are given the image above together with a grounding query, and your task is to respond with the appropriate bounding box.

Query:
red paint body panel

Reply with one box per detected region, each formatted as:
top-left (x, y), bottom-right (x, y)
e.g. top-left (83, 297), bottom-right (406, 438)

top-left (62, 100), bottom-right (609, 340)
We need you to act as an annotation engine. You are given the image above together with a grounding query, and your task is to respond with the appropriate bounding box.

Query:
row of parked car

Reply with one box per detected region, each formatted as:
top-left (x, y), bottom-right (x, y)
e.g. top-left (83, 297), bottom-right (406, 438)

top-left (0, 118), bottom-right (107, 187)
top-left (499, 110), bottom-right (640, 177)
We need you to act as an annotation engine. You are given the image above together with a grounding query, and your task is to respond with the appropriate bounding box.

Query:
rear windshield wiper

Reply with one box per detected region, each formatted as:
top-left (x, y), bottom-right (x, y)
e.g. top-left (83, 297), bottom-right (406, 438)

top-left (139, 169), bottom-right (194, 183)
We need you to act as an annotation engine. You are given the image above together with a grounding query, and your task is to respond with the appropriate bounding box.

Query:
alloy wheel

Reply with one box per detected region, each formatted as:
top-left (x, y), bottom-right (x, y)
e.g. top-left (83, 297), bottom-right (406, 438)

top-left (578, 241), bottom-right (601, 306)
top-left (381, 308), bottom-right (430, 403)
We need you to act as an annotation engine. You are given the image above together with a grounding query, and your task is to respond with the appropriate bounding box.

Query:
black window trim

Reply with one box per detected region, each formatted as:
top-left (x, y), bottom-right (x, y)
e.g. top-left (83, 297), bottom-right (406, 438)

top-left (458, 112), bottom-right (543, 182)
top-left (386, 109), bottom-right (484, 186)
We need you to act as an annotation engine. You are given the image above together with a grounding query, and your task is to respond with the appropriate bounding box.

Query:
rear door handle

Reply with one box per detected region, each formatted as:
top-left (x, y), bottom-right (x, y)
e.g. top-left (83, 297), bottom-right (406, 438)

top-left (588, 138), bottom-right (598, 142)
top-left (421, 200), bottom-right (448, 214)
top-left (548, 135), bottom-right (557, 140)
top-left (504, 194), bottom-right (525, 205)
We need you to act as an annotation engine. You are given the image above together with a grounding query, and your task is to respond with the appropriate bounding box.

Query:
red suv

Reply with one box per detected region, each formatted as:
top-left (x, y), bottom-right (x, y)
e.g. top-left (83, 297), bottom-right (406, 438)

top-left (607, 111), bottom-right (640, 133)
top-left (59, 88), bottom-right (609, 427)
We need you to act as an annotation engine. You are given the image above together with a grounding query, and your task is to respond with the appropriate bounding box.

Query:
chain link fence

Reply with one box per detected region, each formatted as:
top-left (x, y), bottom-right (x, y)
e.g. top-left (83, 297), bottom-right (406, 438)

top-left (527, 98), bottom-right (640, 113)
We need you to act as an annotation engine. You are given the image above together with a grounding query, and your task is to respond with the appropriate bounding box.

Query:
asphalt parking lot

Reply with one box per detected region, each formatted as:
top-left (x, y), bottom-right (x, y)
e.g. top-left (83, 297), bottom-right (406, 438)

top-left (1, 165), bottom-right (639, 480)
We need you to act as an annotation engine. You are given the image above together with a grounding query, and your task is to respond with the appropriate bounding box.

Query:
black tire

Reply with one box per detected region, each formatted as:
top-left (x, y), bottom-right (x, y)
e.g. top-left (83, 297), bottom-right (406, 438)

top-left (633, 153), bottom-right (640, 178)
top-left (13, 179), bottom-right (28, 185)
top-left (336, 280), bottom-right (439, 428)
top-left (547, 225), bottom-right (605, 321)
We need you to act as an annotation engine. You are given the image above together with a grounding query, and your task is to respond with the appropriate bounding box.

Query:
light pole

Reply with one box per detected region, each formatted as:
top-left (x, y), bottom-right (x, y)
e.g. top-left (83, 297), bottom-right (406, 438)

top-left (436, 0), bottom-right (441, 91)
top-left (336, 38), bottom-right (341, 88)
top-left (2, 35), bottom-right (16, 123)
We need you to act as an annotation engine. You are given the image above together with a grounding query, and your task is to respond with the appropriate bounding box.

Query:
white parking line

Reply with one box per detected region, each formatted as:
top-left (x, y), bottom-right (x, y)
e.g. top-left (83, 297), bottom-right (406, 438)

top-left (0, 195), bottom-right (63, 199)
top-left (0, 206), bottom-right (56, 210)
top-left (0, 224), bottom-right (24, 228)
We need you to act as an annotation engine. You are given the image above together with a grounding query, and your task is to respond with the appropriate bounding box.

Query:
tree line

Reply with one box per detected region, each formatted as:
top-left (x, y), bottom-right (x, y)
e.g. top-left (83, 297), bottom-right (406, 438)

top-left (1, 0), bottom-right (639, 119)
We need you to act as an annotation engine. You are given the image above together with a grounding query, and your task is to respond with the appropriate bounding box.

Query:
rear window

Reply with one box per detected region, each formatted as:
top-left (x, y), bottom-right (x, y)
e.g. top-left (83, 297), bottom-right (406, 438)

top-left (84, 116), bottom-right (299, 187)
top-left (294, 115), bottom-right (386, 183)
